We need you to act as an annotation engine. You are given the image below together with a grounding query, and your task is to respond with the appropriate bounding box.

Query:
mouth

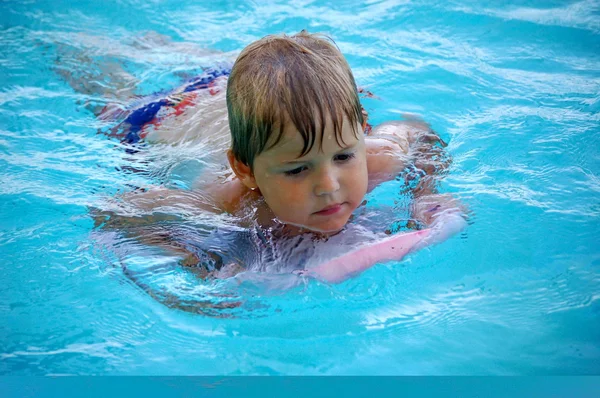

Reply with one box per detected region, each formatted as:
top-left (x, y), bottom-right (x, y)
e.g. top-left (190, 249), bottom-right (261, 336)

top-left (313, 203), bottom-right (344, 216)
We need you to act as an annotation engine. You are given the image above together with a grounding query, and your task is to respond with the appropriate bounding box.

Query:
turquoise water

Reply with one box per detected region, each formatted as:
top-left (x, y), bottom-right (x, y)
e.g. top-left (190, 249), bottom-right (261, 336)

top-left (1, 0), bottom-right (599, 375)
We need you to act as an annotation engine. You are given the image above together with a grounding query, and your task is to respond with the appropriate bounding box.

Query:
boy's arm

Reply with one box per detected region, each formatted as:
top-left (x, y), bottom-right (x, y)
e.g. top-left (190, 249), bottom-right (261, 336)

top-left (365, 119), bottom-right (460, 223)
top-left (365, 135), bottom-right (410, 189)
top-left (92, 180), bottom-right (249, 279)
top-left (365, 120), bottom-right (450, 191)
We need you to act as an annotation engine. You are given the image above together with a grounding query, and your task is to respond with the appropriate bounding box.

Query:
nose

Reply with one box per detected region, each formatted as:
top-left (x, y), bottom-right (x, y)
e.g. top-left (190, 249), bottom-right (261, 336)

top-left (314, 166), bottom-right (340, 196)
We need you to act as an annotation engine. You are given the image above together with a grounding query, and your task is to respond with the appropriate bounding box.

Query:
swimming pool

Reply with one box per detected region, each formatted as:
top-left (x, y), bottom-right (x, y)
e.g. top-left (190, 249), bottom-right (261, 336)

top-left (1, 0), bottom-right (599, 375)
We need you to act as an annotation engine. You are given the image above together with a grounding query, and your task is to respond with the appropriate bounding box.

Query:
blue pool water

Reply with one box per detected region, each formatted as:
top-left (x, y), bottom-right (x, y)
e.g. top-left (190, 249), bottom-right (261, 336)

top-left (1, 0), bottom-right (599, 375)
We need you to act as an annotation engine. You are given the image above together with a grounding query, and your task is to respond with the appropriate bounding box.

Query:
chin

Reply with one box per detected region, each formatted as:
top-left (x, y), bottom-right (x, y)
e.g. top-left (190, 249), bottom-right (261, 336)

top-left (283, 218), bottom-right (348, 235)
top-left (308, 218), bottom-right (349, 234)
top-left (308, 226), bottom-right (343, 235)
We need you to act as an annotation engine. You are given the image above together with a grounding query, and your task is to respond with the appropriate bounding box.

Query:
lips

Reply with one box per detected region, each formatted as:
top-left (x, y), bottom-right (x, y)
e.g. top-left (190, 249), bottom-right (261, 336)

top-left (314, 203), bottom-right (343, 216)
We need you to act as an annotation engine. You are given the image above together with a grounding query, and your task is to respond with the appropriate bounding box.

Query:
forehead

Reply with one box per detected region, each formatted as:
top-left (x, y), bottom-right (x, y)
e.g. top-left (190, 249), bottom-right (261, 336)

top-left (263, 116), bottom-right (362, 158)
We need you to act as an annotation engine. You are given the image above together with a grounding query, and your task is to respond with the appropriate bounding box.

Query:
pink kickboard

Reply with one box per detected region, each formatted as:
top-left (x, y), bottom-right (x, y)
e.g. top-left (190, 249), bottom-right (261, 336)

top-left (307, 228), bottom-right (432, 283)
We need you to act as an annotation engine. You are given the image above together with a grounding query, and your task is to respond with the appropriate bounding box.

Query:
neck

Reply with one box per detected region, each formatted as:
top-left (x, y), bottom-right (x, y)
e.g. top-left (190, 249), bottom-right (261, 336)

top-left (252, 202), bottom-right (338, 240)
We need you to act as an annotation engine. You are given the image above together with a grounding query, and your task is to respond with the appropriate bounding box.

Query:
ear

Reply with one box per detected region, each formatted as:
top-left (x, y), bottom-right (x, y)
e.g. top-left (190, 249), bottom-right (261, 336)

top-left (227, 149), bottom-right (258, 190)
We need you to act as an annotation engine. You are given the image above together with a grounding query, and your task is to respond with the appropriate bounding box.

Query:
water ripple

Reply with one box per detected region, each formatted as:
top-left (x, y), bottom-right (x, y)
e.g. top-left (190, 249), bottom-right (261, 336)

top-left (1, 0), bottom-right (599, 375)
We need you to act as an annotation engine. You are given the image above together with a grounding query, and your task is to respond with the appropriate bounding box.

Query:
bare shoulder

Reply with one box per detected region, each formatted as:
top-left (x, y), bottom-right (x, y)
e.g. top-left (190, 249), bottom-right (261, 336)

top-left (365, 120), bottom-right (421, 186)
top-left (121, 186), bottom-right (219, 214)
top-left (371, 119), bottom-right (433, 144)
top-left (118, 174), bottom-right (252, 218)
top-left (194, 171), bottom-right (258, 215)
top-left (365, 118), bottom-right (445, 189)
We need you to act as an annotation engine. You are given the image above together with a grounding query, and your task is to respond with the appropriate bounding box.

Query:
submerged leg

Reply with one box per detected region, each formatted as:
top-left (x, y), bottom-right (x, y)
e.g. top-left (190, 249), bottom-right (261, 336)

top-left (54, 44), bottom-right (138, 115)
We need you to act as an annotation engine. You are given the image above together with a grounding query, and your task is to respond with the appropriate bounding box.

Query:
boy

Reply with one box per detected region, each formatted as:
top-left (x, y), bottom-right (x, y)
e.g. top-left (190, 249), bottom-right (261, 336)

top-left (99, 31), bottom-right (465, 282)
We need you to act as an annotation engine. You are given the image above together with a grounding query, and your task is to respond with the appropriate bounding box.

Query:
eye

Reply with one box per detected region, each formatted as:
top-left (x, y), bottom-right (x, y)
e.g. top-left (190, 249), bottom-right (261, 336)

top-left (334, 152), bottom-right (356, 162)
top-left (284, 166), bottom-right (307, 176)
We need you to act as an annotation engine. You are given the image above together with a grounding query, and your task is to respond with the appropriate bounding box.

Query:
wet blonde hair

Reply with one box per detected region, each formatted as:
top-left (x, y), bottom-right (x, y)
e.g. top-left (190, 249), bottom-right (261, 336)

top-left (227, 30), bottom-right (364, 169)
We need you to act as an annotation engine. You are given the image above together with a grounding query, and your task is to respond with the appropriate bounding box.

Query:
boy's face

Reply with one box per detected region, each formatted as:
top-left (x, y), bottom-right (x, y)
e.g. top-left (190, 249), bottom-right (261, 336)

top-left (251, 117), bottom-right (368, 234)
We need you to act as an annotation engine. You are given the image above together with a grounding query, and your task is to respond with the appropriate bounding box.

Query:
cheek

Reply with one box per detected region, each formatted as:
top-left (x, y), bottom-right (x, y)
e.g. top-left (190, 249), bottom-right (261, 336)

top-left (260, 177), bottom-right (308, 209)
top-left (348, 158), bottom-right (368, 186)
